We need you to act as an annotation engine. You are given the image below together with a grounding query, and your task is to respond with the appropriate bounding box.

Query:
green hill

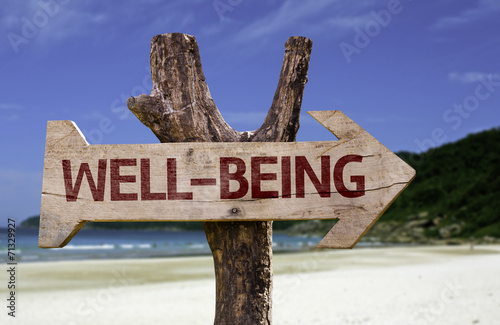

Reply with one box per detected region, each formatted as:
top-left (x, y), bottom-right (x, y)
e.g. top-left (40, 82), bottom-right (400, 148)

top-left (287, 127), bottom-right (500, 242)
top-left (21, 127), bottom-right (500, 242)
top-left (379, 127), bottom-right (500, 239)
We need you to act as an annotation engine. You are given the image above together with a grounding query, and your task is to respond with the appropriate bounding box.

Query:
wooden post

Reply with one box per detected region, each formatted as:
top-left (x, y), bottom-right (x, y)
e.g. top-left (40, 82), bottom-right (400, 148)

top-left (128, 33), bottom-right (312, 324)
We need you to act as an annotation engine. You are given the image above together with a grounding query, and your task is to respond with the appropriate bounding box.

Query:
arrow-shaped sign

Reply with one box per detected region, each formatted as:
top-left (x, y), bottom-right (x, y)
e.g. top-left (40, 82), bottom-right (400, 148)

top-left (39, 110), bottom-right (415, 249)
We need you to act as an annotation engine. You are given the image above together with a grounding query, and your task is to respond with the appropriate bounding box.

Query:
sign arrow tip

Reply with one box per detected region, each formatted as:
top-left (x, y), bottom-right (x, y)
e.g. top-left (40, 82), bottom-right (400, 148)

top-left (308, 110), bottom-right (416, 249)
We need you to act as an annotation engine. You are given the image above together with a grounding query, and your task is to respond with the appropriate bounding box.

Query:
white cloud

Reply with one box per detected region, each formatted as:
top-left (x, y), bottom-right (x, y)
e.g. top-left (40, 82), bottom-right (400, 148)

top-left (0, 103), bottom-right (22, 110)
top-left (2, 0), bottom-right (386, 57)
top-left (234, 0), bottom-right (377, 43)
top-left (208, 0), bottom-right (385, 58)
top-left (432, 0), bottom-right (500, 30)
top-left (0, 103), bottom-right (22, 120)
top-left (236, 0), bottom-right (336, 42)
top-left (1, 0), bottom-right (202, 53)
top-left (448, 72), bottom-right (500, 83)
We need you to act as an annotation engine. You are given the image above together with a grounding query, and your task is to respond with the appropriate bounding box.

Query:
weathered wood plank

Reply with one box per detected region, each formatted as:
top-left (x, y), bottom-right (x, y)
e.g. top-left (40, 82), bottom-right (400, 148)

top-left (42, 33), bottom-right (315, 325)
top-left (38, 33), bottom-right (415, 325)
top-left (39, 110), bottom-right (415, 248)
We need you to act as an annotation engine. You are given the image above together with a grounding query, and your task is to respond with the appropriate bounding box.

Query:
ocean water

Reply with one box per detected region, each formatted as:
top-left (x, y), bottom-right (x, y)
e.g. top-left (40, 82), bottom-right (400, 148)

top-left (0, 227), bottom-right (322, 263)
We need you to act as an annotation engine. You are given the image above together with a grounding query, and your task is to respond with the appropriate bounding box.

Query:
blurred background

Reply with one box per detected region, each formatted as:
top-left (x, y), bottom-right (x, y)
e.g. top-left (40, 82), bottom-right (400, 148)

top-left (1, 1), bottom-right (499, 324)
top-left (1, 0), bottom-right (499, 226)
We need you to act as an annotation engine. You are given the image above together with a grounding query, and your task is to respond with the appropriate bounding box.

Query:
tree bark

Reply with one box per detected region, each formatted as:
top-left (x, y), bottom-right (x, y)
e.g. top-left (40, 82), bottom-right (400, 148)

top-left (128, 33), bottom-right (312, 325)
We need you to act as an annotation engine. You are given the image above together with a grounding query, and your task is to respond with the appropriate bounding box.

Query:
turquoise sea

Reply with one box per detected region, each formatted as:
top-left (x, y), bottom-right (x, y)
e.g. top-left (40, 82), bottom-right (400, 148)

top-left (0, 227), bottom-right (324, 263)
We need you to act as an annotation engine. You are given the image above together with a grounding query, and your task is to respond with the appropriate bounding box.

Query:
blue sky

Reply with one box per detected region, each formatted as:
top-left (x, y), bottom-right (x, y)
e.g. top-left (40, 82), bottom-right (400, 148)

top-left (1, 0), bottom-right (499, 223)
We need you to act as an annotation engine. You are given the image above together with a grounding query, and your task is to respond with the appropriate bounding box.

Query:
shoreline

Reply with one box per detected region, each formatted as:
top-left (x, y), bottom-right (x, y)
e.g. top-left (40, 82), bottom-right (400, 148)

top-left (13, 244), bottom-right (500, 289)
top-left (3, 245), bottom-right (500, 324)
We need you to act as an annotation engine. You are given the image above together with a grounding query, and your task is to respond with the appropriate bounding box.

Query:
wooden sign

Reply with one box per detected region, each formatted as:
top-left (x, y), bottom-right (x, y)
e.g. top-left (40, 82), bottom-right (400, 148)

top-left (39, 110), bottom-right (415, 249)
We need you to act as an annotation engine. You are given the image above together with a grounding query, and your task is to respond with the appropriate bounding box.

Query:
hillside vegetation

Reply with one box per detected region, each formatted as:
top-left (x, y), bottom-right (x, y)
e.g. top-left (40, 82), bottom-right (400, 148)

top-left (379, 126), bottom-right (500, 240)
top-left (21, 127), bottom-right (500, 242)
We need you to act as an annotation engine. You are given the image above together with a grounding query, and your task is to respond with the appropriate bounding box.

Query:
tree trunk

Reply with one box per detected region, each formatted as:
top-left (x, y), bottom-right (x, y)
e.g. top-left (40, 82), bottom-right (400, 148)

top-left (128, 33), bottom-right (312, 325)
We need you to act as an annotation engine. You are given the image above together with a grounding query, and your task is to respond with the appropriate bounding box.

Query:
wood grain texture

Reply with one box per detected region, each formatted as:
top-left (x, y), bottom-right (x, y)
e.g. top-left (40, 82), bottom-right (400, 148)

top-left (127, 33), bottom-right (311, 144)
top-left (39, 111), bottom-right (415, 249)
top-left (39, 33), bottom-right (313, 325)
top-left (39, 33), bottom-right (414, 325)
top-left (127, 33), bottom-right (312, 325)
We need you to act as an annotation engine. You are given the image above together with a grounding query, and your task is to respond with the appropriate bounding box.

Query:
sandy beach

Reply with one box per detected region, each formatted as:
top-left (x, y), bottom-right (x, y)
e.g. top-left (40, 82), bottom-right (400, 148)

top-left (3, 245), bottom-right (500, 324)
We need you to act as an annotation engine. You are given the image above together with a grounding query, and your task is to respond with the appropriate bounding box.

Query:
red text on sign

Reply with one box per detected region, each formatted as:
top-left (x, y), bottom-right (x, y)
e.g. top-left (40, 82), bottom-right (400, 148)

top-left (62, 155), bottom-right (365, 202)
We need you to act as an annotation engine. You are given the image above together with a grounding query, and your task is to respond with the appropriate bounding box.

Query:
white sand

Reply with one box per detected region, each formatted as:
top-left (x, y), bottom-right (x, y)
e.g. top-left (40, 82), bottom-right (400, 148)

top-left (2, 245), bottom-right (500, 324)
